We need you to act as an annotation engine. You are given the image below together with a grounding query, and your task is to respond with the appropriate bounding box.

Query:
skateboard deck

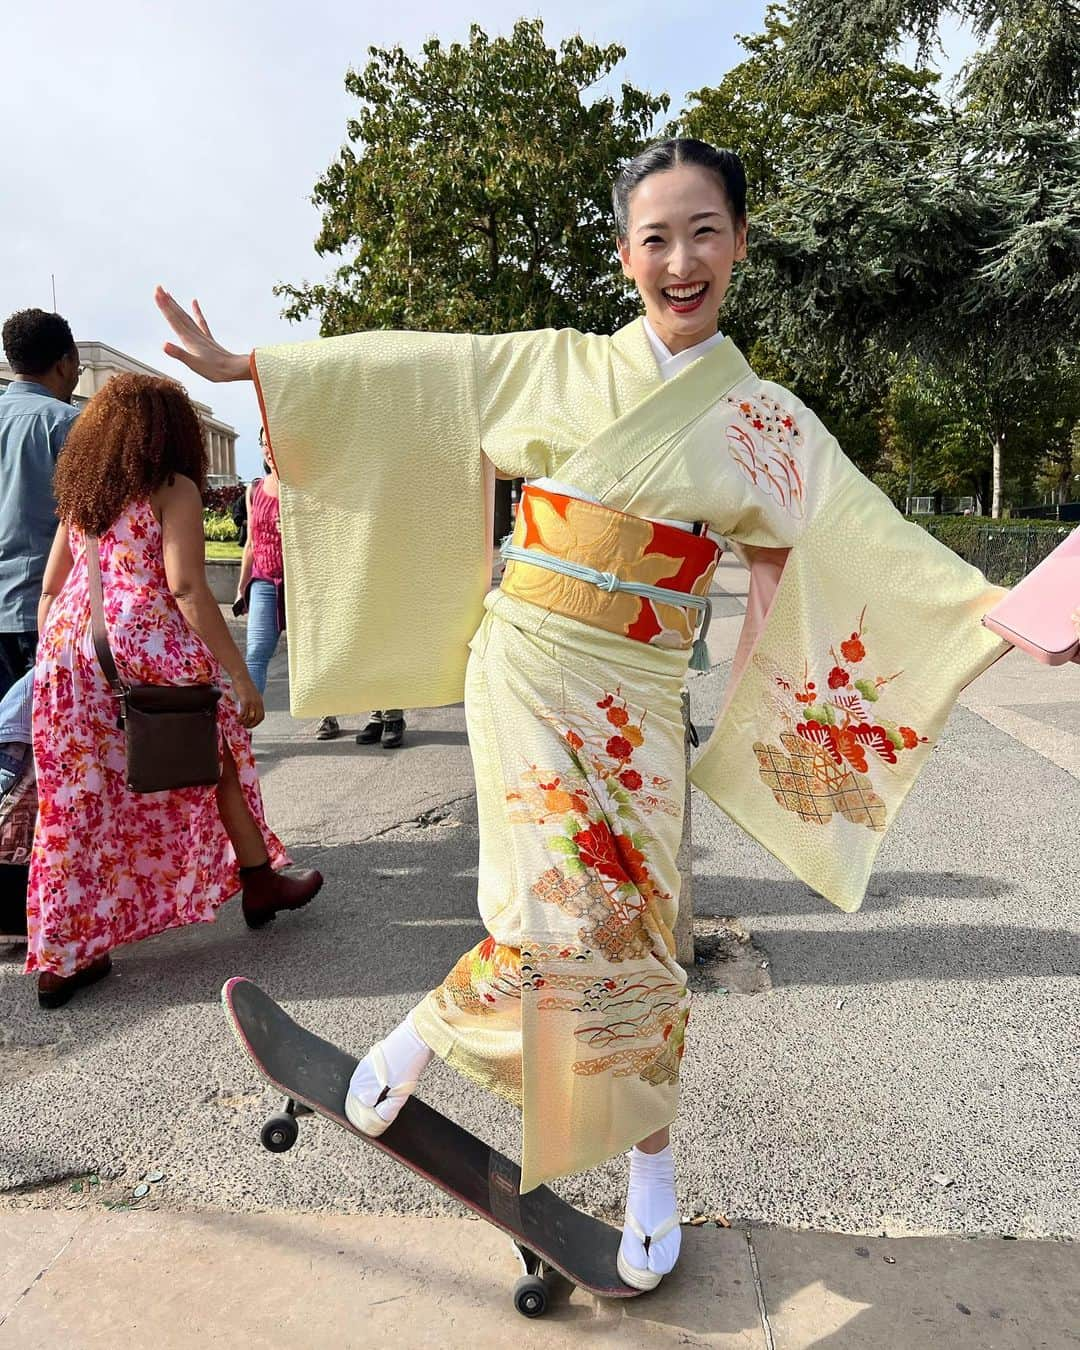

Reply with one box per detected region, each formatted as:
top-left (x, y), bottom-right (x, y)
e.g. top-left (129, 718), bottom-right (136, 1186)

top-left (222, 977), bottom-right (640, 1316)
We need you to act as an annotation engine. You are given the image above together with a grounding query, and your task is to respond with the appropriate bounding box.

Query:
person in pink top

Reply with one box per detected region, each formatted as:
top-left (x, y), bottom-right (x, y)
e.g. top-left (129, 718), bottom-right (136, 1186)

top-left (27, 375), bottom-right (323, 1008)
top-left (236, 430), bottom-right (339, 740)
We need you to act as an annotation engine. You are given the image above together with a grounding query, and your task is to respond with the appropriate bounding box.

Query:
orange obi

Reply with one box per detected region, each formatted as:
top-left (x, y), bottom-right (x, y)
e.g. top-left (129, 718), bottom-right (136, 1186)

top-left (499, 485), bottom-right (721, 654)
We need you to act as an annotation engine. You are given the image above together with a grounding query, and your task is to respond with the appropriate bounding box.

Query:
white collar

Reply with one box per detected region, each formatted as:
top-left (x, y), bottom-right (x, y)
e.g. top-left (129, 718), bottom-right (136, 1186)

top-left (643, 317), bottom-right (725, 380)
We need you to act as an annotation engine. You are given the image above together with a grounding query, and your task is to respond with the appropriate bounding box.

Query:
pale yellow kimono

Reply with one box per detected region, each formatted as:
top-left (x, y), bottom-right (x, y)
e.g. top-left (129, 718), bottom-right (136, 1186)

top-left (253, 319), bottom-right (1006, 1190)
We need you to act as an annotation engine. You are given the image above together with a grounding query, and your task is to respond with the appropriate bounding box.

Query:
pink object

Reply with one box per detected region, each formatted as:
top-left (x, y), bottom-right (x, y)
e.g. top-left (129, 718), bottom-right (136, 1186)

top-left (25, 499), bottom-right (290, 978)
top-left (983, 526), bottom-right (1080, 664)
top-left (250, 478), bottom-right (283, 582)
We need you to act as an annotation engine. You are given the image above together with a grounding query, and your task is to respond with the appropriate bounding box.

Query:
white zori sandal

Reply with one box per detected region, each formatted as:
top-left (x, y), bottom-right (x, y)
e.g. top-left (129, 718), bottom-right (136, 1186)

top-left (343, 1042), bottom-right (417, 1138)
top-left (617, 1209), bottom-right (681, 1291)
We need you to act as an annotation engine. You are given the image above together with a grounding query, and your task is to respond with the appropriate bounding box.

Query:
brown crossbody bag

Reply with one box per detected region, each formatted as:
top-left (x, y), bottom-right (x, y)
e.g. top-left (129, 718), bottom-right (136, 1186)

top-left (86, 535), bottom-right (222, 794)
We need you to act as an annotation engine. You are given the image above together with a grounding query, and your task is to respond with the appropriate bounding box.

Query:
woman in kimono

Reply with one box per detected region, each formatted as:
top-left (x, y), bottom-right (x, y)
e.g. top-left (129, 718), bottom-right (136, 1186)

top-left (157, 139), bottom-right (1006, 1288)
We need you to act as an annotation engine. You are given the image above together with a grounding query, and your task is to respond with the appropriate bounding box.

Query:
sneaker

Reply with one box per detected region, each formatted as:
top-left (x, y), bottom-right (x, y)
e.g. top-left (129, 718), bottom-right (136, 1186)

top-left (315, 716), bottom-right (340, 741)
top-left (381, 714), bottom-right (406, 749)
top-left (355, 712), bottom-right (383, 745)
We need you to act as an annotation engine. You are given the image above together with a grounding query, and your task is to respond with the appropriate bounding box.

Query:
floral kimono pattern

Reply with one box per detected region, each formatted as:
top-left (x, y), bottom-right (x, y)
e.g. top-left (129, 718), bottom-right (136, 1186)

top-left (501, 484), bottom-right (719, 650)
top-left (253, 316), bottom-right (1007, 1190)
top-left (411, 594), bottom-right (691, 1189)
top-left (752, 608), bottom-right (930, 830)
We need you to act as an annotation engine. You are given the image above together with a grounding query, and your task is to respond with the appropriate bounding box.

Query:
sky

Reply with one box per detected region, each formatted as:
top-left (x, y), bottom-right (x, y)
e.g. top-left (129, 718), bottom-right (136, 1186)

top-left (2, 2), bottom-right (979, 479)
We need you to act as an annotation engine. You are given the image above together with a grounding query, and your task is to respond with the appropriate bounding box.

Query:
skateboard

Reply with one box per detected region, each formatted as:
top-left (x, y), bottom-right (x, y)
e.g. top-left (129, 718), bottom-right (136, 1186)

top-left (222, 977), bottom-right (641, 1318)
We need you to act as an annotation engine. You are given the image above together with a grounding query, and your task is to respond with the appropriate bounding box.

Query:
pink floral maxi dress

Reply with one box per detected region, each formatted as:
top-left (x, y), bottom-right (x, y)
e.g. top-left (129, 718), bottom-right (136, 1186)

top-left (25, 498), bottom-right (288, 977)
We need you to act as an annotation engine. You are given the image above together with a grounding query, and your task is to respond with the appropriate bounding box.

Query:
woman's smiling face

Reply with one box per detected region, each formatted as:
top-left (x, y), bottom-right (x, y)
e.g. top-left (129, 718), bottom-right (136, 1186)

top-left (618, 163), bottom-right (747, 355)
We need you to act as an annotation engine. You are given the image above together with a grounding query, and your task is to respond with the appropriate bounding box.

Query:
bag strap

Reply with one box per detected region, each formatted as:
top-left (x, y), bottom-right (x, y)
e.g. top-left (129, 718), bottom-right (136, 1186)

top-left (85, 535), bottom-right (126, 697)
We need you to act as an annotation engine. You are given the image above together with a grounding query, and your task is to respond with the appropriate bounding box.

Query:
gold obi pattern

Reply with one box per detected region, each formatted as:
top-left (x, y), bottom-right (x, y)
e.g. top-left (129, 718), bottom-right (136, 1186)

top-left (499, 486), bottom-right (720, 651)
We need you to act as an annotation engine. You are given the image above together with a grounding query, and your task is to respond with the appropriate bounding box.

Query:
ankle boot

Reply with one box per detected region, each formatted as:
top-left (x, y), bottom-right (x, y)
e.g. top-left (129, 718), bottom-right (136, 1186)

top-left (37, 954), bottom-right (113, 1009)
top-left (241, 862), bottom-right (323, 929)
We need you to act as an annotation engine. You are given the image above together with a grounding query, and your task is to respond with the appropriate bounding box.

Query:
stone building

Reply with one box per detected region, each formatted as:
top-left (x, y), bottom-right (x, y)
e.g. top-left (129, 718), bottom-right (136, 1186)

top-left (0, 340), bottom-right (239, 485)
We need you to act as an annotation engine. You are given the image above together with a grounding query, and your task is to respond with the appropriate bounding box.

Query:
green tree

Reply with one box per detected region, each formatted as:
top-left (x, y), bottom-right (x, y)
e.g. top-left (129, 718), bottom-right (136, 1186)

top-left (728, 0), bottom-right (1080, 515)
top-left (681, 4), bottom-right (941, 485)
top-left (278, 21), bottom-right (668, 337)
top-left (682, 4), bottom-right (940, 217)
top-left (784, 0), bottom-right (1080, 123)
top-left (1029, 364), bottom-right (1080, 506)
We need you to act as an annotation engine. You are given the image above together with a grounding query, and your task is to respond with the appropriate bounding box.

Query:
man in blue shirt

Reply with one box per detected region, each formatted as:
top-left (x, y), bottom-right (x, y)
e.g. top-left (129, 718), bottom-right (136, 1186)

top-left (0, 309), bottom-right (81, 698)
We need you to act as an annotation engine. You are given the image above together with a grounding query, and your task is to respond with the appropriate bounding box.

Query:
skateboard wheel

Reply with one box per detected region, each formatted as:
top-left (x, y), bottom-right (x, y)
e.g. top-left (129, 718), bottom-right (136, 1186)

top-left (512, 1274), bottom-right (548, 1318)
top-left (260, 1112), bottom-right (299, 1153)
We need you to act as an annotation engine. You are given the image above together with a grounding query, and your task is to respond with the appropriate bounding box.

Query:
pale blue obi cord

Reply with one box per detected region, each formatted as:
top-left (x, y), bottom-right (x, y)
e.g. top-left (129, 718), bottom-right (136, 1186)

top-left (500, 540), bottom-right (713, 672)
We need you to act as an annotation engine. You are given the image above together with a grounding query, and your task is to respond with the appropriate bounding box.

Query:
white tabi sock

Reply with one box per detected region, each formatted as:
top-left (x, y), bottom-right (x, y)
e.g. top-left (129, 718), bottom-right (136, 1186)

top-left (344, 1012), bottom-right (433, 1131)
top-left (619, 1144), bottom-right (682, 1277)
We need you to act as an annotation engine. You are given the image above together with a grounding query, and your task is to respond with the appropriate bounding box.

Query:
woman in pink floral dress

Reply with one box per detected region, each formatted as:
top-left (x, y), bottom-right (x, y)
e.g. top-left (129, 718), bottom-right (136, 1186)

top-left (26, 373), bottom-right (323, 1008)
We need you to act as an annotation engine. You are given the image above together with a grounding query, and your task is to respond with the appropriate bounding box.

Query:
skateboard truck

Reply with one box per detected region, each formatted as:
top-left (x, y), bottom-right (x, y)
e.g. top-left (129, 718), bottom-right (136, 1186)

top-left (259, 1097), bottom-right (314, 1153)
top-left (511, 1240), bottom-right (563, 1318)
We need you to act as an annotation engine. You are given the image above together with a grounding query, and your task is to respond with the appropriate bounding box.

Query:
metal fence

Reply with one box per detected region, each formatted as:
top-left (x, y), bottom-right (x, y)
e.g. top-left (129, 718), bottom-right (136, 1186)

top-left (907, 495), bottom-right (976, 515)
top-left (917, 520), bottom-right (1075, 587)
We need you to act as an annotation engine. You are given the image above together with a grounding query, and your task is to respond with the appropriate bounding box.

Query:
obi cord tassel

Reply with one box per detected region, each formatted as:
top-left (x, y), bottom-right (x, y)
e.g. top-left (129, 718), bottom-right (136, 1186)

top-left (689, 635), bottom-right (711, 673)
top-left (501, 542), bottom-right (713, 669)
top-left (689, 594), bottom-right (713, 672)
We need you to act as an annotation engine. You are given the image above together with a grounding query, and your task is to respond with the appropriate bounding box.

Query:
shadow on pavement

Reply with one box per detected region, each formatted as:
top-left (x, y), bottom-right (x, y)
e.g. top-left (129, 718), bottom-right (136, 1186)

top-left (747, 1229), bottom-right (1080, 1350)
top-left (694, 870), bottom-right (1014, 916)
top-left (750, 921), bottom-right (1080, 988)
top-left (2, 833), bottom-right (1064, 1045)
top-left (251, 729), bottom-right (470, 769)
top-left (0, 833), bottom-right (486, 1036)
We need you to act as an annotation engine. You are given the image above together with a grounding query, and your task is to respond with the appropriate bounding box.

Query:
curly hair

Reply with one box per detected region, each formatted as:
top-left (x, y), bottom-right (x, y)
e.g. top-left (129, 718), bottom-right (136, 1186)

top-left (54, 373), bottom-right (208, 536)
top-left (2, 308), bottom-right (76, 375)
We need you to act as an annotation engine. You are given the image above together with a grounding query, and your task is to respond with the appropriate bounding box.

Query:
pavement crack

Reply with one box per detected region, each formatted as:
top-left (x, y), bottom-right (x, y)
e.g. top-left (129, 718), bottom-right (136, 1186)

top-left (745, 1229), bottom-right (776, 1350)
top-left (0, 1213), bottom-right (88, 1327)
top-left (362, 792), bottom-right (476, 841)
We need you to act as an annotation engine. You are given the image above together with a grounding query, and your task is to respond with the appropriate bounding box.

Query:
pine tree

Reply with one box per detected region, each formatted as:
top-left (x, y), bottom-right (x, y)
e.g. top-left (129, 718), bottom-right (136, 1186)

top-left (688, 1), bottom-right (1080, 514)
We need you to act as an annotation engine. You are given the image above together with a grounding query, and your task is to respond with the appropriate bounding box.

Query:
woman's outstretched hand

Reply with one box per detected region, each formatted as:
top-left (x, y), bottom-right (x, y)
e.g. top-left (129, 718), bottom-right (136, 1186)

top-left (154, 286), bottom-right (251, 383)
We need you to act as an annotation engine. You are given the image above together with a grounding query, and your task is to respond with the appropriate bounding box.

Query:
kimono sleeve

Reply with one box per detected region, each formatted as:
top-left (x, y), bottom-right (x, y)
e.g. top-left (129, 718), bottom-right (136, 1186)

top-left (252, 329), bottom-right (555, 716)
top-left (691, 420), bottom-right (1009, 913)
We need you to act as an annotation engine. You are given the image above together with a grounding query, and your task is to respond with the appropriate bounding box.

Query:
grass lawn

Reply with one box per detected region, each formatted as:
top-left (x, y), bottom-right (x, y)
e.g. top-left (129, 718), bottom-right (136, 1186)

top-left (205, 540), bottom-right (242, 561)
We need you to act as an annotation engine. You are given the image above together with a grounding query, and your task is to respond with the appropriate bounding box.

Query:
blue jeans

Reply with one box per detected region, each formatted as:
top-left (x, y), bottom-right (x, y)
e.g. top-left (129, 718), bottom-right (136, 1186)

top-left (0, 668), bottom-right (33, 745)
top-left (245, 579), bottom-right (283, 695)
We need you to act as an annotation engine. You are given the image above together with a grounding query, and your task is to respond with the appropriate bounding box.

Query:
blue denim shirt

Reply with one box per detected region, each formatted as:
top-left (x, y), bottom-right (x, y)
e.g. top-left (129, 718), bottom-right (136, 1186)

top-left (0, 381), bottom-right (79, 631)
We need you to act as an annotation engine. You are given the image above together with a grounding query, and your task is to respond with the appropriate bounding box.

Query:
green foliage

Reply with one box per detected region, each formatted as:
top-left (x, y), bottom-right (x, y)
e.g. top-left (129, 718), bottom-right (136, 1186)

top-left (279, 10), bottom-right (1079, 518)
top-left (911, 514), bottom-right (1075, 583)
top-left (682, 5), bottom-right (941, 481)
top-left (206, 540), bottom-right (243, 562)
top-left (878, 358), bottom-right (1080, 511)
top-left (682, 4), bottom-right (940, 218)
top-left (910, 514), bottom-right (1068, 529)
top-left (781, 1), bottom-right (1080, 122)
top-left (278, 21), bottom-right (668, 337)
top-left (203, 510), bottom-right (239, 543)
top-left (203, 484), bottom-right (245, 513)
top-left (683, 0), bottom-right (1080, 515)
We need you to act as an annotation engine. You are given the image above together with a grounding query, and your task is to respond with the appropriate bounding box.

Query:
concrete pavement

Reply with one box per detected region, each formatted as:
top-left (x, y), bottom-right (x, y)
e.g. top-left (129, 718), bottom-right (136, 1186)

top-left (1, 1209), bottom-right (1077, 1347)
top-left (1, 556), bottom-right (1078, 1346)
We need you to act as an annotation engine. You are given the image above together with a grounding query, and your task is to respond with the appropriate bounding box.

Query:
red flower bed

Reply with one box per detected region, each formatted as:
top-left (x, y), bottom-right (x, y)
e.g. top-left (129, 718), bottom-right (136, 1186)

top-left (203, 484), bottom-right (245, 512)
